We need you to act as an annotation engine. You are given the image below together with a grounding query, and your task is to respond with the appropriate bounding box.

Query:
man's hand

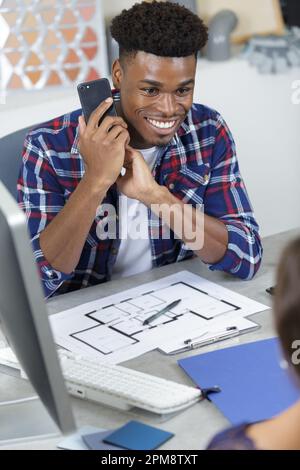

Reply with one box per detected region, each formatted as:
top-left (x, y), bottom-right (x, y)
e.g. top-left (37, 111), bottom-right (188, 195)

top-left (78, 98), bottom-right (130, 192)
top-left (116, 146), bottom-right (160, 204)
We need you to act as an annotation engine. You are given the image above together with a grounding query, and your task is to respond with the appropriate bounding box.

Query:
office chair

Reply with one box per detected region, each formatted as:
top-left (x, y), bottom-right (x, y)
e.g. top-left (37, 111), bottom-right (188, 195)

top-left (0, 125), bottom-right (33, 199)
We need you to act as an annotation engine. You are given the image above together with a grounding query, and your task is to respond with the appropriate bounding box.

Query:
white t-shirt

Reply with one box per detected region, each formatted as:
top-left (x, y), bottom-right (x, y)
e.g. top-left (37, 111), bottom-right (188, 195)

top-left (112, 147), bottom-right (159, 280)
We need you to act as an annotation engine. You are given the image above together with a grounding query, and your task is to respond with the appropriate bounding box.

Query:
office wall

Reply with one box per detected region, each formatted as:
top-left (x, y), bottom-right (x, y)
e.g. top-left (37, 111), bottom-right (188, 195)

top-left (194, 59), bottom-right (300, 239)
top-left (103, 0), bottom-right (138, 20)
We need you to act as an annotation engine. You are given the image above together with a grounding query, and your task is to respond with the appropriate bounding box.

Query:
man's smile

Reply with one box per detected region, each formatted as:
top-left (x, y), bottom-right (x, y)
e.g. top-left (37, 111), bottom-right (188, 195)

top-left (144, 116), bottom-right (180, 135)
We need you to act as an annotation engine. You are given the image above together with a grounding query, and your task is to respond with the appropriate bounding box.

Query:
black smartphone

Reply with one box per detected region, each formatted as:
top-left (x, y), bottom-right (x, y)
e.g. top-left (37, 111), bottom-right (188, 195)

top-left (77, 78), bottom-right (117, 126)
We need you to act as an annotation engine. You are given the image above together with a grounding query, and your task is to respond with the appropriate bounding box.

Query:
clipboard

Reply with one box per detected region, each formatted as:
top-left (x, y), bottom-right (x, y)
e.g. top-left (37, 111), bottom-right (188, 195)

top-left (158, 317), bottom-right (260, 355)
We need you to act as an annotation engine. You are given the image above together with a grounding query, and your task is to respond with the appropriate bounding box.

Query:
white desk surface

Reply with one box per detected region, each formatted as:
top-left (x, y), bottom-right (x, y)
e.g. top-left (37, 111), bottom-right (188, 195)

top-left (0, 228), bottom-right (299, 450)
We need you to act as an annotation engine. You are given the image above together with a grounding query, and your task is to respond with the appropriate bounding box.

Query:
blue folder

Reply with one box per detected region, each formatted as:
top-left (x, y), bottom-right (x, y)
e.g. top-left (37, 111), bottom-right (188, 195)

top-left (179, 337), bottom-right (299, 425)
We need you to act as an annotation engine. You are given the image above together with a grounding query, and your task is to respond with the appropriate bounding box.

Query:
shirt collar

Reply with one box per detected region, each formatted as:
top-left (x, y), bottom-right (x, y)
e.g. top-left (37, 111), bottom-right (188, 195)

top-left (71, 125), bottom-right (80, 155)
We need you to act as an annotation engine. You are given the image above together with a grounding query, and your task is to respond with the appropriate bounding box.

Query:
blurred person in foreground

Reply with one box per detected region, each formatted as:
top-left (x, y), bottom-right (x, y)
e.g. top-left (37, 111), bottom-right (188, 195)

top-left (207, 237), bottom-right (300, 450)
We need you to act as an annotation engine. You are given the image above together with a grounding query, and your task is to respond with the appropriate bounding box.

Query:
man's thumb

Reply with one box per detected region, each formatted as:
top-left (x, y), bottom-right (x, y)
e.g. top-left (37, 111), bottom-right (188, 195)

top-left (78, 115), bottom-right (86, 135)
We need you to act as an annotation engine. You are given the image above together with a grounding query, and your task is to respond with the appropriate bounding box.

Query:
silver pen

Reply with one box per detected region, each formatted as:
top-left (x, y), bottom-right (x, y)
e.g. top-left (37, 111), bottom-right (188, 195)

top-left (184, 331), bottom-right (209, 345)
top-left (184, 326), bottom-right (237, 345)
top-left (189, 327), bottom-right (239, 349)
top-left (169, 326), bottom-right (239, 355)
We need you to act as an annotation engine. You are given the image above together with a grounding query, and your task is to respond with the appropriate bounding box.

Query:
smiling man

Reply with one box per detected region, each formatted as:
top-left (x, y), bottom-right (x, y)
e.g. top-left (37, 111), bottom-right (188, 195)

top-left (17, 1), bottom-right (262, 298)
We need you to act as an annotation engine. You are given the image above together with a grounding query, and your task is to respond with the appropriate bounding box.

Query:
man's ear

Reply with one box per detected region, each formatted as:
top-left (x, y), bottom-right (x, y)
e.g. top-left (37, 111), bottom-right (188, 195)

top-left (112, 59), bottom-right (123, 89)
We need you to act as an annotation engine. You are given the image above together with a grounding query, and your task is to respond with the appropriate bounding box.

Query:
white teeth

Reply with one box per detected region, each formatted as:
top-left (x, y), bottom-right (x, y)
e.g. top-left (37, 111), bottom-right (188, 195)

top-left (147, 118), bottom-right (175, 129)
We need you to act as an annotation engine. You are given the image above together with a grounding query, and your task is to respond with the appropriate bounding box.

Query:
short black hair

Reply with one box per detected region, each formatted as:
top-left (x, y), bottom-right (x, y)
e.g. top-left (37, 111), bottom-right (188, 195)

top-left (110, 1), bottom-right (208, 61)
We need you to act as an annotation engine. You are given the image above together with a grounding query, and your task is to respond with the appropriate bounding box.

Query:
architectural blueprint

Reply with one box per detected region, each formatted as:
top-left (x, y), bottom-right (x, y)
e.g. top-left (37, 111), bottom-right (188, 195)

top-left (50, 271), bottom-right (268, 364)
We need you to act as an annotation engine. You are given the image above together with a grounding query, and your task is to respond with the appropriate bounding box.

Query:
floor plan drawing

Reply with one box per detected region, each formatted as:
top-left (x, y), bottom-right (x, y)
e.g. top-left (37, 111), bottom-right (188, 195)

top-left (50, 271), bottom-right (267, 364)
top-left (69, 281), bottom-right (239, 355)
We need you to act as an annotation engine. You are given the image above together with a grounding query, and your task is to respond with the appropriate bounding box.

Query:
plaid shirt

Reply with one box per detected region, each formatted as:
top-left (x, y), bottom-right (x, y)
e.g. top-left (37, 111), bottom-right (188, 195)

top-left (17, 92), bottom-right (262, 298)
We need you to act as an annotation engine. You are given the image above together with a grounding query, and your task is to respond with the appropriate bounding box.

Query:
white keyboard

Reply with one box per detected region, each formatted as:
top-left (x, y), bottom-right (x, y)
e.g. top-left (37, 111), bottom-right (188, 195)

top-left (58, 350), bottom-right (201, 415)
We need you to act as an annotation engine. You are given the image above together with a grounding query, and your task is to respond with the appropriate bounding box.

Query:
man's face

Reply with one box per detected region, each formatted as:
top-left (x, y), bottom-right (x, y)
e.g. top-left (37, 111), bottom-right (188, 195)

top-left (112, 51), bottom-right (197, 148)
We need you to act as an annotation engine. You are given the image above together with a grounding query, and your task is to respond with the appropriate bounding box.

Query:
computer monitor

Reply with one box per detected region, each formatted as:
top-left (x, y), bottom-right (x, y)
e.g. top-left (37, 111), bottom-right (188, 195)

top-left (0, 181), bottom-right (75, 443)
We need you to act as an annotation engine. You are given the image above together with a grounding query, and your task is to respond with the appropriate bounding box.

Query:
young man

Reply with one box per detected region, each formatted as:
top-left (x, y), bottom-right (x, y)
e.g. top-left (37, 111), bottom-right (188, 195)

top-left (18, 1), bottom-right (262, 298)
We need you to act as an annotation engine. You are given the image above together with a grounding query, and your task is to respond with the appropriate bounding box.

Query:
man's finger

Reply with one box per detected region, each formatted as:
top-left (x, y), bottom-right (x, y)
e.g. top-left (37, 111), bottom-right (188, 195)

top-left (125, 146), bottom-right (141, 161)
top-left (100, 116), bottom-right (128, 134)
top-left (86, 97), bottom-right (113, 130)
top-left (125, 134), bottom-right (130, 147)
top-left (105, 125), bottom-right (128, 142)
top-left (78, 115), bottom-right (86, 136)
top-left (124, 148), bottom-right (134, 166)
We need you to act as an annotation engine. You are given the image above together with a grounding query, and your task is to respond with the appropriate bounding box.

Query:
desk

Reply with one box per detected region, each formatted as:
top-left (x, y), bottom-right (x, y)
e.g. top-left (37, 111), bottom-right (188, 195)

top-left (0, 229), bottom-right (299, 450)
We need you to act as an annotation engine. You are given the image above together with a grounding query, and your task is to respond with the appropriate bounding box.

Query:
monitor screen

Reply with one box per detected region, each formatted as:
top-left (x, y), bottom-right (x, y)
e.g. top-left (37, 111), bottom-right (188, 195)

top-left (0, 181), bottom-right (75, 441)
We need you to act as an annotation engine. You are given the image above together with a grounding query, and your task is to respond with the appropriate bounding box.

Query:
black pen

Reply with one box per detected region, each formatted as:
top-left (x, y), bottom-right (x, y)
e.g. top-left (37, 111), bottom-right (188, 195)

top-left (143, 299), bottom-right (182, 326)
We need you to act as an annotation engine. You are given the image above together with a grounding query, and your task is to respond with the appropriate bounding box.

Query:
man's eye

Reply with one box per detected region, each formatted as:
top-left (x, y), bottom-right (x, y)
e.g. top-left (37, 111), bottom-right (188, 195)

top-left (177, 87), bottom-right (191, 95)
top-left (142, 88), bottom-right (158, 96)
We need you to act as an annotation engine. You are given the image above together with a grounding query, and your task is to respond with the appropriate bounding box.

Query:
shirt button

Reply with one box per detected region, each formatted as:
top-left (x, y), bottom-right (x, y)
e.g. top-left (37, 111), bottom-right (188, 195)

top-left (204, 174), bottom-right (209, 184)
top-left (168, 183), bottom-right (175, 190)
top-left (111, 248), bottom-right (118, 255)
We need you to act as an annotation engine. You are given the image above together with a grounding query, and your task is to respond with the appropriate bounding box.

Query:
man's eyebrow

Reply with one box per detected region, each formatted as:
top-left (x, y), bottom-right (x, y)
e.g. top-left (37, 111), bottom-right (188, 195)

top-left (139, 79), bottom-right (195, 87)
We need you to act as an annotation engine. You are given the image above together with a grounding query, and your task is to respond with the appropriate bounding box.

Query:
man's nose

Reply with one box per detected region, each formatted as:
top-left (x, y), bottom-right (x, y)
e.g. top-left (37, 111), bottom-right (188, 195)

top-left (157, 93), bottom-right (178, 117)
